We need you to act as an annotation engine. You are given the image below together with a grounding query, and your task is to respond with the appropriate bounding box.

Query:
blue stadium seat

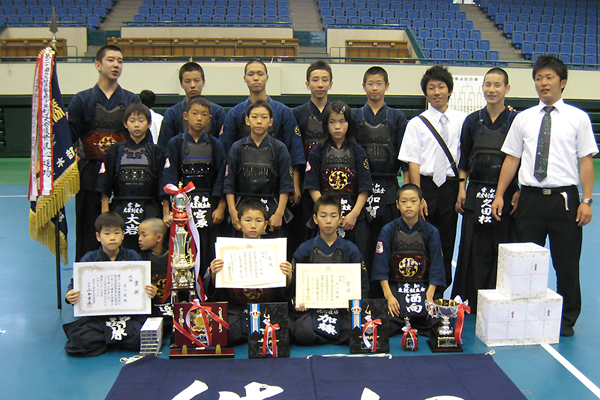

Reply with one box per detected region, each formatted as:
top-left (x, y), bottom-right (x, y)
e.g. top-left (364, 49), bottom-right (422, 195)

top-left (440, 38), bottom-right (450, 50)
top-left (586, 35), bottom-right (596, 45)
top-left (417, 28), bottom-right (429, 38)
top-left (474, 50), bottom-right (486, 63)
top-left (460, 49), bottom-right (472, 60)
top-left (512, 31), bottom-right (523, 49)
top-left (413, 18), bottom-right (424, 29)
top-left (432, 49), bottom-right (444, 59)
top-left (424, 38), bottom-right (436, 50)
top-left (560, 43), bottom-right (572, 54)
top-left (563, 24), bottom-right (574, 35)
top-left (524, 32), bottom-right (536, 43)
top-left (139, 5), bottom-right (149, 15)
top-left (539, 23), bottom-right (550, 34)
top-left (133, 14), bottom-right (145, 23)
top-left (200, 14), bottom-right (211, 22)
top-left (147, 14), bottom-right (158, 23)
top-left (495, 12), bottom-right (506, 29)
top-left (574, 34), bottom-right (585, 44)
top-left (445, 29), bottom-right (456, 40)
top-left (438, 19), bottom-right (449, 30)
top-left (335, 16), bottom-right (346, 24)
top-left (186, 14), bottom-right (198, 23)
top-left (450, 20), bottom-right (461, 31)
top-left (395, 9), bottom-right (406, 19)
top-left (432, 28), bottom-right (442, 40)
top-left (94, 6), bottom-right (106, 18)
top-left (522, 41), bottom-right (533, 60)
top-left (452, 39), bottom-right (463, 51)
top-left (418, 10), bottom-right (429, 20)
top-left (471, 29), bottom-right (481, 41)
top-left (458, 29), bottom-right (469, 41)
top-left (173, 14), bottom-right (184, 22)
top-left (538, 32), bottom-right (548, 43)
top-left (586, 44), bottom-right (596, 55)
top-left (549, 33), bottom-right (560, 43)
top-left (61, 14), bottom-right (73, 22)
top-left (466, 39), bottom-right (476, 51)
top-left (558, 53), bottom-right (570, 64)
top-left (163, 6), bottom-right (175, 15)
top-left (573, 43), bottom-right (584, 55)
top-left (574, 25), bottom-right (585, 35)
top-left (388, 17), bottom-right (399, 24)
top-left (425, 19), bottom-right (436, 30)
top-left (160, 15), bottom-right (171, 23)
top-left (548, 42), bottom-right (560, 54)
top-left (34, 15), bottom-right (47, 24)
top-left (479, 39), bottom-right (490, 51)
top-left (534, 42), bottom-right (546, 53)
top-left (585, 54), bottom-right (596, 65)
top-left (322, 16), bottom-right (333, 27)
top-left (504, 22), bottom-right (514, 39)
top-left (489, 50), bottom-right (499, 62)
top-left (562, 33), bottom-right (573, 44)
top-left (447, 49), bottom-right (458, 61)
top-left (463, 20), bottom-right (473, 30)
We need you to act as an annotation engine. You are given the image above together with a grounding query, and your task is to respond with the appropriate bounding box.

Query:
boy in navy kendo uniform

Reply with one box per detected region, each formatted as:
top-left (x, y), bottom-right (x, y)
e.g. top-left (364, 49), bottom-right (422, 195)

top-left (291, 193), bottom-right (368, 345)
top-left (220, 59), bottom-right (304, 210)
top-left (97, 103), bottom-right (165, 252)
top-left (63, 212), bottom-right (158, 357)
top-left (206, 199), bottom-right (294, 346)
top-left (68, 45), bottom-right (140, 261)
top-left (353, 66), bottom-right (408, 282)
top-left (138, 218), bottom-right (172, 330)
top-left (372, 184), bottom-right (445, 337)
top-left (224, 100), bottom-right (295, 238)
top-left (290, 60), bottom-right (334, 254)
top-left (157, 62), bottom-right (226, 148)
top-left (452, 68), bottom-right (518, 311)
top-left (161, 95), bottom-right (228, 280)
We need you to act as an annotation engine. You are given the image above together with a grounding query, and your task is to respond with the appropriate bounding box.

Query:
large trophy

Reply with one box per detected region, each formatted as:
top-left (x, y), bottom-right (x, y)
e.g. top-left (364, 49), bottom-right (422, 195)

top-left (427, 298), bottom-right (470, 353)
top-left (170, 183), bottom-right (196, 304)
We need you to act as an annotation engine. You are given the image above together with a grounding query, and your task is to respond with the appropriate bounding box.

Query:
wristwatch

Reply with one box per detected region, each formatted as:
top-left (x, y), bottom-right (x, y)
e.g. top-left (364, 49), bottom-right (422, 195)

top-left (581, 198), bottom-right (593, 205)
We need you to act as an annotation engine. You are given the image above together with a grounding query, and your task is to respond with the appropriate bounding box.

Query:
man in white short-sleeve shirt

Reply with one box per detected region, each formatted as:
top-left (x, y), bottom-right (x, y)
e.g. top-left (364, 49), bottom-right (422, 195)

top-left (492, 54), bottom-right (598, 337)
top-left (398, 65), bottom-right (467, 297)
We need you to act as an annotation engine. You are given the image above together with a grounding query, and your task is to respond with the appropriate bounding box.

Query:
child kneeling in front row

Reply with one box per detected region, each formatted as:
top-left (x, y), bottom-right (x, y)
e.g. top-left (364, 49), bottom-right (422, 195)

top-left (371, 184), bottom-right (446, 337)
top-left (63, 212), bottom-right (159, 357)
top-left (205, 198), bottom-right (294, 346)
top-left (138, 217), bottom-right (172, 331)
top-left (292, 193), bottom-right (369, 345)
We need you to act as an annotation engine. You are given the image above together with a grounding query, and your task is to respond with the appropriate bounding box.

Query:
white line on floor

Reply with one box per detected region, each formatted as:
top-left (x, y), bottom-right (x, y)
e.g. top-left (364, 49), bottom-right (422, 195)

top-left (542, 343), bottom-right (600, 398)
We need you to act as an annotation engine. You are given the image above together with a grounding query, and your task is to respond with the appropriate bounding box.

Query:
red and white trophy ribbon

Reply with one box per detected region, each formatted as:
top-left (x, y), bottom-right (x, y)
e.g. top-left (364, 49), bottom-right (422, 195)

top-left (401, 328), bottom-right (418, 351)
top-left (262, 319), bottom-right (280, 357)
top-left (453, 296), bottom-right (471, 345)
top-left (173, 299), bottom-right (229, 347)
top-left (362, 315), bottom-right (382, 353)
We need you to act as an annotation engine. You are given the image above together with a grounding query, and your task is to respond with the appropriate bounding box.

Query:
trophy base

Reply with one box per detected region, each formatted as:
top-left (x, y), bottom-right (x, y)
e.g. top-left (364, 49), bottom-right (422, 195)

top-left (427, 330), bottom-right (463, 353)
top-left (169, 347), bottom-right (235, 358)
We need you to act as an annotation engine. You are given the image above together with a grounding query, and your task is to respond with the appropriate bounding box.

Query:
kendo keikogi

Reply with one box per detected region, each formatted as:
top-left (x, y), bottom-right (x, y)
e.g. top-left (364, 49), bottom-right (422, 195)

top-left (68, 84), bottom-right (140, 260)
top-left (97, 134), bottom-right (165, 252)
top-left (372, 218), bottom-right (446, 336)
top-left (161, 130), bottom-right (227, 279)
top-left (452, 108), bottom-right (518, 310)
top-left (304, 142), bottom-right (372, 268)
top-left (291, 235), bottom-right (368, 345)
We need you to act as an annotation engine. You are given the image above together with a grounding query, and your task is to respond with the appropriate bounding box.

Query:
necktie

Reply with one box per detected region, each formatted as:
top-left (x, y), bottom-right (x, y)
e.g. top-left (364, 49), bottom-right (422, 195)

top-left (533, 106), bottom-right (554, 182)
top-left (433, 114), bottom-right (449, 187)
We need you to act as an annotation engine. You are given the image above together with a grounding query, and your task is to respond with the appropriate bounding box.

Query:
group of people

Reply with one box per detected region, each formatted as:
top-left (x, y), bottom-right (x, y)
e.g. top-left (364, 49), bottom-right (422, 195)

top-left (62, 44), bottom-right (596, 356)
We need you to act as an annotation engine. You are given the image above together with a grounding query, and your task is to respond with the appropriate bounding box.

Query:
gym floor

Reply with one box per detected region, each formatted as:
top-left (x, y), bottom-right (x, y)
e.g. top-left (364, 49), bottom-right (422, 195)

top-left (1, 158), bottom-right (599, 399)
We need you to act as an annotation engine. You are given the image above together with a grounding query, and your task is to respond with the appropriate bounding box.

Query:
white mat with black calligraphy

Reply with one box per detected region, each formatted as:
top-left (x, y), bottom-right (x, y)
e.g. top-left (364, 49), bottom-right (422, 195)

top-left (105, 354), bottom-right (526, 399)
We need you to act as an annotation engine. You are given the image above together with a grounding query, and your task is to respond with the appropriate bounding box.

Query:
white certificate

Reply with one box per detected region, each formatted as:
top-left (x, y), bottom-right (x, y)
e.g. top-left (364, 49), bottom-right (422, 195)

top-left (295, 263), bottom-right (362, 309)
top-left (215, 237), bottom-right (287, 288)
top-left (73, 261), bottom-right (152, 317)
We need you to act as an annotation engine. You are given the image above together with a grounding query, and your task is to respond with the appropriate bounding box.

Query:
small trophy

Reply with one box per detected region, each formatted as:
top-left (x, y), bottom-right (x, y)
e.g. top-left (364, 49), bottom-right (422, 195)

top-left (426, 298), bottom-right (470, 353)
top-left (401, 317), bottom-right (418, 351)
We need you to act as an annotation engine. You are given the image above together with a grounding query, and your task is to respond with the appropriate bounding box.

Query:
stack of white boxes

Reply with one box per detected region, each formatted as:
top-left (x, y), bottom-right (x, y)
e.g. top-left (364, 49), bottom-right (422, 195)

top-left (140, 317), bottom-right (164, 356)
top-left (476, 242), bottom-right (563, 346)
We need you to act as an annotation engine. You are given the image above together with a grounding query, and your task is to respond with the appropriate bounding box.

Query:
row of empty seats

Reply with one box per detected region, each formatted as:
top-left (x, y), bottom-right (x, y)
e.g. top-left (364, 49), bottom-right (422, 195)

top-left (319, 0), bottom-right (461, 12)
top-left (142, 0), bottom-right (281, 6)
top-left (1, 0), bottom-right (108, 6)
top-left (477, 0), bottom-right (599, 65)
top-left (0, 0), bottom-right (112, 29)
top-left (423, 48), bottom-right (500, 64)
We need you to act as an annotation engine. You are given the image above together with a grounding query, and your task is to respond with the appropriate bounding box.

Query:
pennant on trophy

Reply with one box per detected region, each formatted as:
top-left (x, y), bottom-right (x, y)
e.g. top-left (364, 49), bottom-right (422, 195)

top-left (28, 47), bottom-right (79, 264)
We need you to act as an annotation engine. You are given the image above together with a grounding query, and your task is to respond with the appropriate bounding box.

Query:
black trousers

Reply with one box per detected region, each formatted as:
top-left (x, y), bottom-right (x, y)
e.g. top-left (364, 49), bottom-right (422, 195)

top-left (420, 175), bottom-right (459, 297)
top-left (516, 185), bottom-right (582, 329)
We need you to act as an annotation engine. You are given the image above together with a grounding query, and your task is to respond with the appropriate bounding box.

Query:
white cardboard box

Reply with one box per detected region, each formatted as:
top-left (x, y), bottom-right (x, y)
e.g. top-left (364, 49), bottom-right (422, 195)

top-left (476, 289), bottom-right (562, 347)
top-left (496, 242), bottom-right (550, 299)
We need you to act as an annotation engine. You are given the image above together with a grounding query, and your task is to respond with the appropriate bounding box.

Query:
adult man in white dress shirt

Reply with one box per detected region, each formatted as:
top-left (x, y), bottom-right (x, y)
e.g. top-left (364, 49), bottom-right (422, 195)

top-left (492, 54), bottom-right (597, 337)
top-left (398, 65), bottom-right (468, 297)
